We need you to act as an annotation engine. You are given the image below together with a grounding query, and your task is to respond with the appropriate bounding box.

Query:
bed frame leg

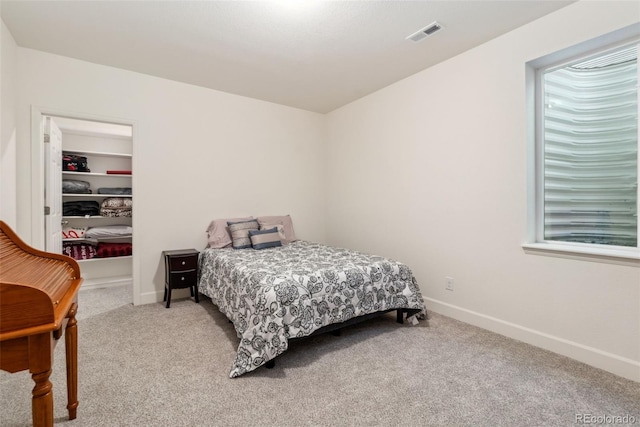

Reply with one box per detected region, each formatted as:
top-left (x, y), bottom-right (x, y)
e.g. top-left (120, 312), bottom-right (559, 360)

top-left (396, 309), bottom-right (404, 324)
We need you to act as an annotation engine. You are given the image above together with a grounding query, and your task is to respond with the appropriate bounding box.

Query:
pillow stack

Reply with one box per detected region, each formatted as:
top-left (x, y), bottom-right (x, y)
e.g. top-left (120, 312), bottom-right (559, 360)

top-left (206, 214), bottom-right (298, 250)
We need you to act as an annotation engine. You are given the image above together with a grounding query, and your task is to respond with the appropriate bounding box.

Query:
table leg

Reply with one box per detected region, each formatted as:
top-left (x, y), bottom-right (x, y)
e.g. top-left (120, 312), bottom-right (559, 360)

top-left (29, 333), bottom-right (54, 427)
top-left (65, 303), bottom-right (79, 420)
top-left (31, 369), bottom-right (53, 427)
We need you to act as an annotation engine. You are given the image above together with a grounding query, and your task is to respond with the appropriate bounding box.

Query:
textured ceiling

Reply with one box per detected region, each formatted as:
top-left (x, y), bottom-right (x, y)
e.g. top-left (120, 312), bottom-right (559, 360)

top-left (1, 0), bottom-right (575, 113)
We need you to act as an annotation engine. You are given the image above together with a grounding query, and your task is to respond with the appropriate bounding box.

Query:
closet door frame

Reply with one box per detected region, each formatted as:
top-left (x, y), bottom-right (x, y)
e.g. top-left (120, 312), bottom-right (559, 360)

top-left (30, 105), bottom-right (140, 305)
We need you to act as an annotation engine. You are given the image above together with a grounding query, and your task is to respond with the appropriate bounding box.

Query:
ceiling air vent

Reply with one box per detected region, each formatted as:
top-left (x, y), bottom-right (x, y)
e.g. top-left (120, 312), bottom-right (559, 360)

top-left (406, 21), bottom-right (443, 43)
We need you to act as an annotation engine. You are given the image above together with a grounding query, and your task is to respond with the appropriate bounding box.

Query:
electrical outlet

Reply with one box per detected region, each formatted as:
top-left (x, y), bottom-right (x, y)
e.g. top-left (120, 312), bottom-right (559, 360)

top-left (445, 276), bottom-right (454, 291)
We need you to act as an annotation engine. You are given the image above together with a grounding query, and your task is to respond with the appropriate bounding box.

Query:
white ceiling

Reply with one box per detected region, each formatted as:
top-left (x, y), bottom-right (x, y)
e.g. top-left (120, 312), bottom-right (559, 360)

top-left (1, 0), bottom-right (575, 113)
top-left (53, 116), bottom-right (132, 138)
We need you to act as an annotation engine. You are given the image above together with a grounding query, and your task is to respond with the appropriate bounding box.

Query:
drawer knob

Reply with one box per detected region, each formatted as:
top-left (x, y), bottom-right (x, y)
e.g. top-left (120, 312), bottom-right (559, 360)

top-left (181, 276), bottom-right (185, 281)
top-left (181, 261), bottom-right (186, 265)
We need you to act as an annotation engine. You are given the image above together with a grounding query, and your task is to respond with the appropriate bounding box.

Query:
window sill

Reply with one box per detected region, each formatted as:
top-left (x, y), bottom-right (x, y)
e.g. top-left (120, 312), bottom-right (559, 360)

top-left (522, 243), bottom-right (640, 268)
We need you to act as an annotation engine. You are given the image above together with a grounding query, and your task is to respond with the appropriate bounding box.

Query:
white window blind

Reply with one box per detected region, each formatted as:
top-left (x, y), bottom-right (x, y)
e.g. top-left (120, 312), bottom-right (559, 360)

top-left (542, 45), bottom-right (638, 248)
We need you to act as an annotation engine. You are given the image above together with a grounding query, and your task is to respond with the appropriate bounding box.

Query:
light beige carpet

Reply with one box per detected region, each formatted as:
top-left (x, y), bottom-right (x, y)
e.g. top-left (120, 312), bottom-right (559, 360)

top-left (1, 285), bottom-right (638, 426)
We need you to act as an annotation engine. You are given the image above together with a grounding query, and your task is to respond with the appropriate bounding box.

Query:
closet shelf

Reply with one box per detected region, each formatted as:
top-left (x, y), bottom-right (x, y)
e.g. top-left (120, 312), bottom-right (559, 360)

top-left (63, 235), bottom-right (132, 242)
top-left (77, 255), bottom-right (133, 263)
top-left (63, 150), bottom-right (132, 158)
top-left (62, 171), bottom-right (131, 178)
top-left (63, 193), bottom-right (132, 198)
top-left (63, 215), bottom-right (126, 219)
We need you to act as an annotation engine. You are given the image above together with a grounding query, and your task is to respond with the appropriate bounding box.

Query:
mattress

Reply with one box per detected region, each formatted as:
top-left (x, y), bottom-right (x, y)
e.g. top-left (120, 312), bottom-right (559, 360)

top-left (198, 240), bottom-right (425, 377)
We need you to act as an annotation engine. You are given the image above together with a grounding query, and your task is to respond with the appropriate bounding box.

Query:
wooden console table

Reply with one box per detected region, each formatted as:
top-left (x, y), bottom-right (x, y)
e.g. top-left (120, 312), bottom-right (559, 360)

top-left (0, 220), bottom-right (82, 426)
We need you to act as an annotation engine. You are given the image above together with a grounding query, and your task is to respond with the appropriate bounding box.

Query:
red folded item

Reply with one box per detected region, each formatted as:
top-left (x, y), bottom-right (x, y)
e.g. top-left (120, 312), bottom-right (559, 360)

top-left (63, 242), bottom-right (97, 260)
top-left (96, 242), bottom-right (132, 258)
top-left (106, 170), bottom-right (132, 175)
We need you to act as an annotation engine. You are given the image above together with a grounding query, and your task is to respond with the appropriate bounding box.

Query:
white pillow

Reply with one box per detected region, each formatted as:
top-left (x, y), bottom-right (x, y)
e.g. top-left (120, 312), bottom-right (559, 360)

top-left (260, 223), bottom-right (286, 242)
top-left (85, 225), bottom-right (132, 238)
top-left (257, 215), bottom-right (297, 243)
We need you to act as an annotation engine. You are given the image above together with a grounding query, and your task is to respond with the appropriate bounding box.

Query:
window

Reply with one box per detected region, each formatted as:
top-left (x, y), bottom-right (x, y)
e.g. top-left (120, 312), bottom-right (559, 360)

top-left (526, 35), bottom-right (640, 263)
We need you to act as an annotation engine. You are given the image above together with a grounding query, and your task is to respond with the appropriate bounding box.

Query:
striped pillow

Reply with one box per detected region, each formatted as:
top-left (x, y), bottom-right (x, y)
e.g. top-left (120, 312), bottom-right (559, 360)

top-left (227, 219), bottom-right (260, 249)
top-left (248, 227), bottom-right (282, 250)
top-left (259, 223), bottom-right (287, 243)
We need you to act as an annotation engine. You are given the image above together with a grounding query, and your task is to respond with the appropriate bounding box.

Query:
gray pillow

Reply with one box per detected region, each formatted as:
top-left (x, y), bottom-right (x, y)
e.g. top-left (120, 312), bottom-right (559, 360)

top-left (227, 219), bottom-right (260, 249)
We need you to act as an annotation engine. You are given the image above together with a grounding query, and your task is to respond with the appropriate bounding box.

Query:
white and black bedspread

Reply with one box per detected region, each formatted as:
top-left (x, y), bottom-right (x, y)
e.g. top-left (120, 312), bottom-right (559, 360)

top-left (197, 240), bottom-right (426, 377)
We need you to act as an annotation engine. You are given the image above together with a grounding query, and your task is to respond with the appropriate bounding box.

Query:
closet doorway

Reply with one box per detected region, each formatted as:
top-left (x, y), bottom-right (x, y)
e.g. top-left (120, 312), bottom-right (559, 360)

top-left (31, 108), bottom-right (138, 304)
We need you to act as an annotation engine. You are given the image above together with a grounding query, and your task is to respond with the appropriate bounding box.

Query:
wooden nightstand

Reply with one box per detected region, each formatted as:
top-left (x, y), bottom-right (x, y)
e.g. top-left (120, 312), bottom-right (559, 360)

top-left (162, 249), bottom-right (199, 308)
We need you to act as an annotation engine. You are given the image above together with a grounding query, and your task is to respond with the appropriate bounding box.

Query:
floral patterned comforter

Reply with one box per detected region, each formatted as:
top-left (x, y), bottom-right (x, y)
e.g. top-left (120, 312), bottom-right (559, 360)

top-left (197, 241), bottom-right (425, 378)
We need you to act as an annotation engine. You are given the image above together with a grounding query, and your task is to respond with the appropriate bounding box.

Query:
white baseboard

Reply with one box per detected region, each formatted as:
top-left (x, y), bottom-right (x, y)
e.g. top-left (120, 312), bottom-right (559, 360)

top-left (139, 290), bottom-right (162, 305)
top-left (139, 289), bottom-right (165, 305)
top-left (138, 287), bottom-right (192, 306)
top-left (425, 297), bottom-right (640, 383)
top-left (80, 276), bottom-right (132, 291)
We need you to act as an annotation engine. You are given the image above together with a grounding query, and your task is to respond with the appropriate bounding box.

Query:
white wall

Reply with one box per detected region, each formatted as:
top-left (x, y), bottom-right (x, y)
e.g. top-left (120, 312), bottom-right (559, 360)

top-left (1, 19), bottom-right (17, 228)
top-left (326, 1), bottom-right (640, 381)
top-left (13, 47), bottom-right (326, 305)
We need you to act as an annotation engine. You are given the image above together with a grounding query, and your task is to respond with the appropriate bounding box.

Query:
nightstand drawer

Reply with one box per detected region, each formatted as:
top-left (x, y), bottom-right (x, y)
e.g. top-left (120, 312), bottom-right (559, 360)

top-left (168, 270), bottom-right (197, 288)
top-left (169, 255), bottom-right (197, 271)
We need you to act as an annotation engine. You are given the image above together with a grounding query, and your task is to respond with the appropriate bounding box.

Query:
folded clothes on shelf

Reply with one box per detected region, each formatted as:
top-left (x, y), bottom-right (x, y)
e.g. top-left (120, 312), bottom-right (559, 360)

top-left (97, 187), bottom-right (132, 195)
top-left (100, 198), bottom-right (132, 217)
top-left (63, 241), bottom-right (97, 260)
top-left (62, 179), bottom-right (92, 194)
top-left (63, 200), bottom-right (100, 216)
top-left (62, 226), bottom-right (87, 239)
top-left (62, 153), bottom-right (90, 172)
top-left (96, 242), bottom-right (132, 258)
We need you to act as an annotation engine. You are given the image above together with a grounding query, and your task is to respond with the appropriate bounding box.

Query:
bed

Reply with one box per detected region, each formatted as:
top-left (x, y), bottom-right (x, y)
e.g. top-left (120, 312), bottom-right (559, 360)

top-left (197, 239), bottom-right (426, 378)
